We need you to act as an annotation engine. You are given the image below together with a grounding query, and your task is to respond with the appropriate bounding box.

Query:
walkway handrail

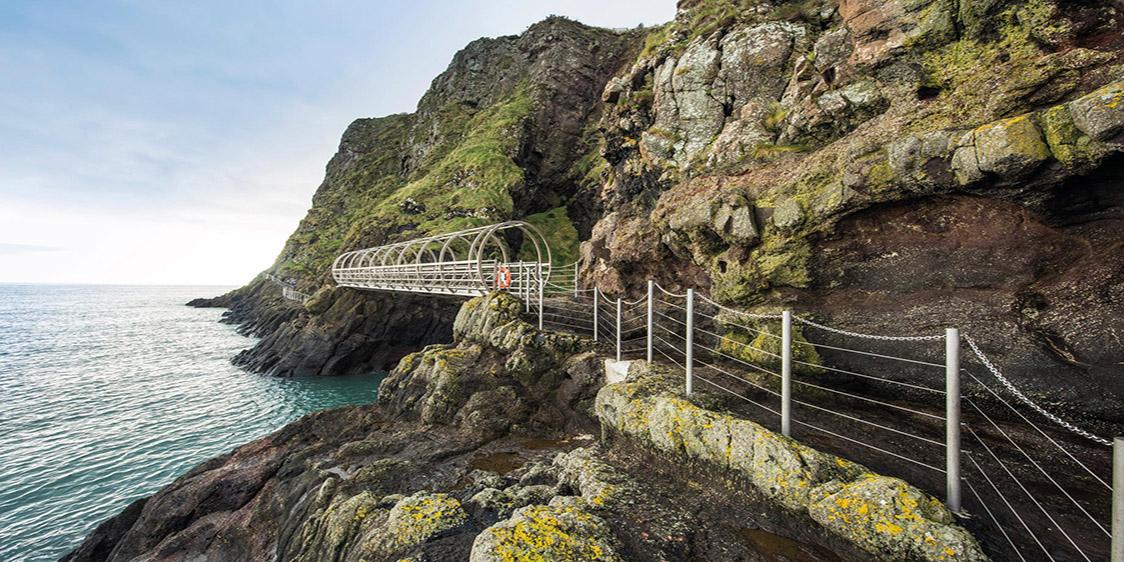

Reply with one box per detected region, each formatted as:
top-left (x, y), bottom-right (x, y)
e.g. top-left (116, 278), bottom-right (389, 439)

top-left (528, 278), bottom-right (1119, 562)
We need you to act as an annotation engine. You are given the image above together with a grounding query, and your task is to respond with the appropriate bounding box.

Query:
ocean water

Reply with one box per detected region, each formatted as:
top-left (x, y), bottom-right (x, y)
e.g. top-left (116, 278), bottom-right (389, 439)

top-left (0, 284), bottom-right (382, 562)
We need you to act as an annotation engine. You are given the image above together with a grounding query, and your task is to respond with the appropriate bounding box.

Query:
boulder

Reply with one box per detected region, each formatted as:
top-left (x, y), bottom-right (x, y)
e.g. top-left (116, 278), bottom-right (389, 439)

top-left (381, 492), bottom-right (470, 552)
top-left (1068, 80), bottom-right (1124, 144)
top-left (809, 476), bottom-right (986, 562)
top-left (469, 498), bottom-right (624, 562)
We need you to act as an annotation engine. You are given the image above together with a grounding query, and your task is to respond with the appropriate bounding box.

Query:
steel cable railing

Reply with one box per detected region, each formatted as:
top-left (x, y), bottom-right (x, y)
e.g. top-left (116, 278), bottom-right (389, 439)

top-left (511, 277), bottom-right (1120, 562)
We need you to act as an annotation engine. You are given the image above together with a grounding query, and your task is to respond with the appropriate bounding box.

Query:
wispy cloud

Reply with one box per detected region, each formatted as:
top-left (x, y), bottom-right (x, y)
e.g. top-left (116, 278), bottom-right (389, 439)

top-left (0, 243), bottom-right (64, 255)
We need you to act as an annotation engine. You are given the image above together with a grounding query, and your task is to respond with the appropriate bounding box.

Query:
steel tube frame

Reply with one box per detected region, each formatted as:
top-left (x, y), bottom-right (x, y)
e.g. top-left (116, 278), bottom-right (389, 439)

top-left (537, 279), bottom-right (544, 331)
top-left (593, 288), bottom-right (600, 342)
top-left (1114, 436), bottom-right (1124, 562)
top-left (685, 288), bottom-right (694, 396)
top-left (646, 280), bottom-right (654, 363)
top-left (946, 328), bottom-right (962, 513)
top-left (331, 221), bottom-right (553, 297)
top-left (781, 310), bottom-right (792, 437)
top-left (615, 297), bottom-right (622, 362)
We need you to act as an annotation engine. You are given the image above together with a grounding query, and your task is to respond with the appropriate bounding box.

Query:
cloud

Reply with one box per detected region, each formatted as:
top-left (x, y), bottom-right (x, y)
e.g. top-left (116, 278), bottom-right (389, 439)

top-left (0, 243), bottom-right (64, 255)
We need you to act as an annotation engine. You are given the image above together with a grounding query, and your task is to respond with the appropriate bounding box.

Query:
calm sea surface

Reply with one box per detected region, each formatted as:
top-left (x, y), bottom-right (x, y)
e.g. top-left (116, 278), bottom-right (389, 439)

top-left (0, 285), bottom-right (382, 562)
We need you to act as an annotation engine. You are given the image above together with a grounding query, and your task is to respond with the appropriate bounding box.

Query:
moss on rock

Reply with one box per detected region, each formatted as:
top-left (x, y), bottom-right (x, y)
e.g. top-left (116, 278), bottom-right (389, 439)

top-left (809, 476), bottom-right (984, 561)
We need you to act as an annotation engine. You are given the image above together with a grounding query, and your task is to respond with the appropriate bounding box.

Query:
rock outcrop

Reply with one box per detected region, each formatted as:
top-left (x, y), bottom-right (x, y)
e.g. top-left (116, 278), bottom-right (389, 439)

top-left (192, 16), bottom-right (639, 376)
top-left (71, 292), bottom-right (986, 561)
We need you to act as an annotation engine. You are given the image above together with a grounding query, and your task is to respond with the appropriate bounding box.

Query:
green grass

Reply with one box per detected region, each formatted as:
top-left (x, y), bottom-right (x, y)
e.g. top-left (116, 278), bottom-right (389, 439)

top-left (520, 206), bottom-right (580, 267)
top-left (275, 88), bottom-right (534, 278)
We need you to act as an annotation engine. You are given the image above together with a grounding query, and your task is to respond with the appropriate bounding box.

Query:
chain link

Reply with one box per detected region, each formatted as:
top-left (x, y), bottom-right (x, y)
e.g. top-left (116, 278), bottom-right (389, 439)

top-left (697, 295), bottom-right (783, 321)
top-left (964, 335), bottom-right (1112, 447)
top-left (792, 315), bottom-right (945, 342)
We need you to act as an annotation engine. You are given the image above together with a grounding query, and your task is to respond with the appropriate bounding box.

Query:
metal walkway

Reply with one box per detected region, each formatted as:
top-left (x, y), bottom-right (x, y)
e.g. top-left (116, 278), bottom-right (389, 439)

top-left (266, 273), bottom-right (310, 304)
top-left (331, 221), bottom-right (553, 297)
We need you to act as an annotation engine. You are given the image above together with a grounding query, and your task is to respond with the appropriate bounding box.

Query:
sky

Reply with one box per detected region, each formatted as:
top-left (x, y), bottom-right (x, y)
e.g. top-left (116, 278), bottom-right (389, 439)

top-left (0, 1), bottom-right (675, 285)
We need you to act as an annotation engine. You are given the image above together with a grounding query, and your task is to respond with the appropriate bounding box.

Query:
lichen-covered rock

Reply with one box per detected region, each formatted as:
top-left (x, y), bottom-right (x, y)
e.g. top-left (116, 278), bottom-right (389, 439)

top-left (382, 492), bottom-right (469, 550)
top-left (969, 115), bottom-right (1051, 179)
top-left (453, 291), bottom-right (524, 343)
top-left (595, 362), bottom-right (987, 561)
top-left (1068, 79), bottom-right (1124, 143)
top-left (469, 498), bottom-right (624, 562)
top-left (552, 447), bottom-right (634, 509)
top-left (809, 476), bottom-right (986, 562)
top-left (379, 292), bottom-right (593, 436)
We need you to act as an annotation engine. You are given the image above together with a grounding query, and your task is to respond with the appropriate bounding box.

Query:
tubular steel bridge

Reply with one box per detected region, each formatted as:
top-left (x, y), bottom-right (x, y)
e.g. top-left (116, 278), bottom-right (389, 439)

top-left (331, 221), bottom-right (553, 298)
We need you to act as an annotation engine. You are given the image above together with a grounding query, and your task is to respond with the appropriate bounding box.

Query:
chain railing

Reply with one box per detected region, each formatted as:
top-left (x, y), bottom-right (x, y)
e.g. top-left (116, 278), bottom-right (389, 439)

top-left (521, 277), bottom-right (1121, 562)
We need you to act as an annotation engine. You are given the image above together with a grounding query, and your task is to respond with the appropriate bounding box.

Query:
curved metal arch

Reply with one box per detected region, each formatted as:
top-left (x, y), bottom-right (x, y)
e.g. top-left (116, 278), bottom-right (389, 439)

top-left (331, 221), bottom-right (554, 297)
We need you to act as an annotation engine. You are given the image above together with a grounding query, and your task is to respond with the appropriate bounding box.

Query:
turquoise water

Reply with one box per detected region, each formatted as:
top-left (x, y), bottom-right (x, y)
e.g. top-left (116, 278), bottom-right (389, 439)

top-left (0, 284), bottom-right (383, 562)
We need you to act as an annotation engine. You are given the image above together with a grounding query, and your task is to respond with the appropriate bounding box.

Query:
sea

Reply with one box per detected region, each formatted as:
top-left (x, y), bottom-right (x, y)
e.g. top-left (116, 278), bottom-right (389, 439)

top-left (0, 284), bottom-right (382, 562)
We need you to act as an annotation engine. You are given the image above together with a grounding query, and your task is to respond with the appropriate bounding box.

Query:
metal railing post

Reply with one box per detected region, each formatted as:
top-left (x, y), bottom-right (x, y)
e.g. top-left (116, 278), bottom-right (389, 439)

top-left (522, 267), bottom-right (529, 312)
top-left (537, 278), bottom-right (544, 331)
top-left (946, 327), bottom-right (962, 513)
top-left (593, 288), bottom-right (600, 342)
top-left (781, 310), bottom-right (792, 437)
top-left (615, 298), bottom-right (622, 362)
top-left (1113, 436), bottom-right (1124, 562)
top-left (685, 288), bottom-right (694, 395)
top-left (573, 261), bottom-right (578, 298)
top-left (646, 280), bottom-right (654, 363)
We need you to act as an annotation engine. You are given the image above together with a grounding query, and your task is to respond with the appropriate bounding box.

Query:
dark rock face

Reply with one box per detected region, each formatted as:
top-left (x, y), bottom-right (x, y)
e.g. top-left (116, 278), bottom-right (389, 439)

top-left (579, 0), bottom-right (1124, 422)
top-left (233, 287), bottom-right (460, 377)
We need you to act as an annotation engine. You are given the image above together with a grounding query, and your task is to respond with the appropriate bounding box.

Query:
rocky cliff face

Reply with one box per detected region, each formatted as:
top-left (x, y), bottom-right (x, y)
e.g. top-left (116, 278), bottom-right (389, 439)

top-left (581, 0), bottom-right (1124, 421)
top-left (69, 293), bottom-right (983, 561)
